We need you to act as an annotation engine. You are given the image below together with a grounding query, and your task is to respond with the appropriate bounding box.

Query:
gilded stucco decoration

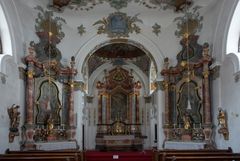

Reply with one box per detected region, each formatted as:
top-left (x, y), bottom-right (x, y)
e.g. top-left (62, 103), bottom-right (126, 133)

top-left (31, 6), bottom-right (66, 65)
top-left (49, 0), bottom-right (192, 12)
top-left (34, 6), bottom-right (66, 43)
top-left (93, 12), bottom-right (143, 38)
top-left (152, 23), bottom-right (161, 36)
top-left (77, 24), bottom-right (86, 36)
top-left (174, 6), bottom-right (203, 38)
top-left (141, 0), bottom-right (192, 12)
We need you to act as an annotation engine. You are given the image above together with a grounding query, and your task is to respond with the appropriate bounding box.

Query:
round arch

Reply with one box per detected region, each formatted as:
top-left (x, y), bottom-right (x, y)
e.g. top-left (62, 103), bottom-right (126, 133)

top-left (75, 33), bottom-right (165, 81)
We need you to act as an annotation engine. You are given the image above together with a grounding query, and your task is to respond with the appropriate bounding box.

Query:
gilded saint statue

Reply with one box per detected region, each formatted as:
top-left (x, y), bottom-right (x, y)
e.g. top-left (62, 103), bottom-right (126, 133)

top-left (183, 112), bottom-right (192, 130)
top-left (217, 108), bottom-right (229, 140)
top-left (217, 108), bottom-right (227, 128)
top-left (46, 115), bottom-right (54, 136)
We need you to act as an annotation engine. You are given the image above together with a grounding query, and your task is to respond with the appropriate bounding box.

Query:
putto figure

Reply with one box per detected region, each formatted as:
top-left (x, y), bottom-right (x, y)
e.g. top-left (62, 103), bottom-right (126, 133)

top-left (7, 104), bottom-right (20, 143)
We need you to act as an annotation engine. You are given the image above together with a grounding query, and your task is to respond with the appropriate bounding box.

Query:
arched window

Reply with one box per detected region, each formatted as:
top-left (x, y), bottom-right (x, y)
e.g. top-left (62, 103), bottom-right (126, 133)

top-left (0, 3), bottom-right (13, 73)
top-left (226, 1), bottom-right (240, 56)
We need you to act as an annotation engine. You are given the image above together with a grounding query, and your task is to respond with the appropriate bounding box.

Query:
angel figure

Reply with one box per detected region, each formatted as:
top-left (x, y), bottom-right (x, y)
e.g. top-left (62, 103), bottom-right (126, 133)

top-left (217, 108), bottom-right (227, 128)
top-left (8, 104), bottom-right (20, 129)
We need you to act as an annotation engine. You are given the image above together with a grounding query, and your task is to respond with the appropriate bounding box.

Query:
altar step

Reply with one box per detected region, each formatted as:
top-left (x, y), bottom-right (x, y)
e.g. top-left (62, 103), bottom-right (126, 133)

top-left (85, 150), bottom-right (153, 161)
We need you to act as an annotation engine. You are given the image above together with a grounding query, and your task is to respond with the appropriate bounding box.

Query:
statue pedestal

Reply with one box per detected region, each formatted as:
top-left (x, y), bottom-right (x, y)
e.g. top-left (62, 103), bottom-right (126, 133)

top-left (181, 134), bottom-right (192, 141)
top-left (164, 141), bottom-right (205, 150)
top-left (47, 135), bottom-right (56, 141)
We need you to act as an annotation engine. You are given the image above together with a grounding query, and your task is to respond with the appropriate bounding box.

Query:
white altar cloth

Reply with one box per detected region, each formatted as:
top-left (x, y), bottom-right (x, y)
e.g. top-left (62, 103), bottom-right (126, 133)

top-left (35, 141), bottom-right (77, 150)
top-left (103, 135), bottom-right (134, 140)
top-left (164, 141), bottom-right (205, 150)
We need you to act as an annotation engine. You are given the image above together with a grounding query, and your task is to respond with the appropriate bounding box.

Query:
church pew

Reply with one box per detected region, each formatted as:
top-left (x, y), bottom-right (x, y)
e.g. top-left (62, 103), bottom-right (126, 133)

top-left (164, 155), bottom-right (240, 161)
top-left (0, 156), bottom-right (77, 161)
top-left (153, 148), bottom-right (232, 161)
top-left (4, 149), bottom-right (84, 161)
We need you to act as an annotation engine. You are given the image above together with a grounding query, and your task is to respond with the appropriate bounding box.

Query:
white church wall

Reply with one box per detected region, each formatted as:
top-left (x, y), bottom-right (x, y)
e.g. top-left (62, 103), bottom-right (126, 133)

top-left (74, 89), bottom-right (85, 150)
top-left (1, 0), bottom-right (239, 152)
top-left (0, 58), bottom-right (23, 153)
top-left (214, 55), bottom-right (240, 152)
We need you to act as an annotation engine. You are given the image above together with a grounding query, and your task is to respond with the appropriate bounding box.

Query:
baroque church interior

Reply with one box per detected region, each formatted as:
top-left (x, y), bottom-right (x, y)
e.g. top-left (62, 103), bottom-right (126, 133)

top-left (0, 0), bottom-right (240, 160)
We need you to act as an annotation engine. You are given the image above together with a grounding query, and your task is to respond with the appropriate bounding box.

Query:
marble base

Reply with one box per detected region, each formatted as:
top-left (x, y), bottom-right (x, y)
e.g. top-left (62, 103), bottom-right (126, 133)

top-left (35, 141), bottom-right (78, 150)
top-left (164, 141), bottom-right (206, 150)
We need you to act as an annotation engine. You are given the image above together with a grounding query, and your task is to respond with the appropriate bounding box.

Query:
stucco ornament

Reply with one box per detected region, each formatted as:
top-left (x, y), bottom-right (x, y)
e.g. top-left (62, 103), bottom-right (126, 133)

top-left (109, 0), bottom-right (130, 10)
top-left (48, 0), bottom-right (192, 12)
top-left (77, 24), bottom-right (86, 36)
top-left (93, 12), bottom-right (143, 38)
top-left (152, 23), bottom-right (161, 36)
top-left (174, 6), bottom-right (203, 38)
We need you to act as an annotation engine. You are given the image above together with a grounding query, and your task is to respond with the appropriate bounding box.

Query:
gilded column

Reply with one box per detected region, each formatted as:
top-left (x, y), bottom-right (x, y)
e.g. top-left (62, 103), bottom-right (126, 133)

top-left (67, 56), bottom-right (77, 140)
top-left (202, 43), bottom-right (213, 145)
top-left (23, 49), bottom-right (36, 150)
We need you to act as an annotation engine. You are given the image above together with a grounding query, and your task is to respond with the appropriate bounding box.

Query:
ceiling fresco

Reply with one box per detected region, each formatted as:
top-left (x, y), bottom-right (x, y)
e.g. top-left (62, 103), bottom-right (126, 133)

top-left (49, 0), bottom-right (192, 12)
top-left (87, 43), bottom-right (151, 77)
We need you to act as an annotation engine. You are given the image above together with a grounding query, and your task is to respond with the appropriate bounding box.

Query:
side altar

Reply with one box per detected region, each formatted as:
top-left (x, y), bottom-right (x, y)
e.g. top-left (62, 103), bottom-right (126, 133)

top-left (161, 34), bottom-right (214, 148)
top-left (21, 8), bottom-right (78, 150)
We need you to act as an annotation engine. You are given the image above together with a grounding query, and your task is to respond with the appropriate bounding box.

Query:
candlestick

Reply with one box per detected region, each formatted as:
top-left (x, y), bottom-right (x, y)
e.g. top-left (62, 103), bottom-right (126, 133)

top-left (173, 124), bottom-right (176, 129)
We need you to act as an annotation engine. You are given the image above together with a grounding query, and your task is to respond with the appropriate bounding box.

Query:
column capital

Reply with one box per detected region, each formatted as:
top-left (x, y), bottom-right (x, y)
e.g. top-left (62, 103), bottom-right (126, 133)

top-left (86, 95), bottom-right (94, 103)
top-left (155, 80), bottom-right (168, 91)
top-left (144, 95), bottom-right (152, 103)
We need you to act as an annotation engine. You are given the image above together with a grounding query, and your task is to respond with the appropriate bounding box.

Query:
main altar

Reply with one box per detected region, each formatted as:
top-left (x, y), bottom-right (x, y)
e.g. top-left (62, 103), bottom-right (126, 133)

top-left (95, 67), bottom-right (145, 151)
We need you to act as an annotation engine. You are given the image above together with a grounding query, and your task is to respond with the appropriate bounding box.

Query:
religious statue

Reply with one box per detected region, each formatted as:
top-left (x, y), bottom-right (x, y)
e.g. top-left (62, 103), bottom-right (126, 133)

top-left (183, 112), bottom-right (192, 130)
top-left (217, 108), bottom-right (229, 140)
top-left (7, 104), bottom-right (20, 143)
top-left (46, 115), bottom-right (54, 136)
top-left (217, 108), bottom-right (227, 128)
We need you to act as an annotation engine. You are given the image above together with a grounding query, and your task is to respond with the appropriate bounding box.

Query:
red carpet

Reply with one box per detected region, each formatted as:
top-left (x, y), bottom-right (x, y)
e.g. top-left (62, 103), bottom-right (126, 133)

top-left (85, 150), bottom-right (153, 161)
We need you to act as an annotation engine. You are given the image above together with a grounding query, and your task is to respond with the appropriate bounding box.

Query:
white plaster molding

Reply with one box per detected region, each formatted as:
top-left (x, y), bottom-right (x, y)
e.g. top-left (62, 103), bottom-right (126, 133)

top-left (210, 61), bottom-right (222, 70)
top-left (0, 54), bottom-right (13, 75)
top-left (212, 0), bottom-right (238, 62)
top-left (224, 53), bottom-right (240, 74)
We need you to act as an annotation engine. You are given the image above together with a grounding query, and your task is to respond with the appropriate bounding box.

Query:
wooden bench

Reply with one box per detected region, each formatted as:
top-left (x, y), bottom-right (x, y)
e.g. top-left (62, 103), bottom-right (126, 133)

top-left (4, 149), bottom-right (85, 161)
top-left (0, 156), bottom-right (77, 161)
top-left (165, 155), bottom-right (240, 161)
top-left (153, 148), bottom-right (233, 161)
